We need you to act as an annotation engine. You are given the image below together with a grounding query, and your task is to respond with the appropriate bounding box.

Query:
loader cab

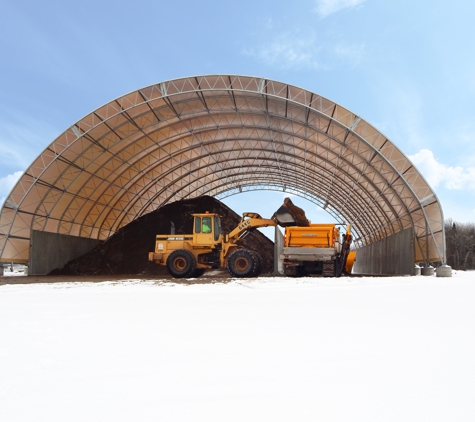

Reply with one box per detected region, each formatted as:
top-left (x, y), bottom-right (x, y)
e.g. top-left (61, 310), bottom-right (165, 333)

top-left (193, 212), bottom-right (222, 246)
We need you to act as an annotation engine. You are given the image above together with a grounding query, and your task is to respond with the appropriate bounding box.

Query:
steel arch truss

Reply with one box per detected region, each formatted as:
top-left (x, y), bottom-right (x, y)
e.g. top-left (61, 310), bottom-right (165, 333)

top-left (0, 75), bottom-right (445, 264)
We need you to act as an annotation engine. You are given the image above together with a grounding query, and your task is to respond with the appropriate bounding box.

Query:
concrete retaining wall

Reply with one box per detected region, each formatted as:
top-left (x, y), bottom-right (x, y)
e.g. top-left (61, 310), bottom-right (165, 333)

top-left (274, 226), bottom-right (285, 275)
top-left (30, 231), bottom-right (101, 276)
top-left (352, 228), bottom-right (415, 275)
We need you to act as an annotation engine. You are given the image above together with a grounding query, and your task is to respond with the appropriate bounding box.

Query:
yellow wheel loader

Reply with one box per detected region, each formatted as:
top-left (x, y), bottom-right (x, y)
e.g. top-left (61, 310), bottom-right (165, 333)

top-left (148, 212), bottom-right (281, 278)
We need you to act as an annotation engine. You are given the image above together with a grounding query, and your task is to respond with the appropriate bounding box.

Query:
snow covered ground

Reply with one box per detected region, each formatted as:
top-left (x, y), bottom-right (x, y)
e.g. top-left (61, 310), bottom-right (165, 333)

top-left (1, 272), bottom-right (475, 421)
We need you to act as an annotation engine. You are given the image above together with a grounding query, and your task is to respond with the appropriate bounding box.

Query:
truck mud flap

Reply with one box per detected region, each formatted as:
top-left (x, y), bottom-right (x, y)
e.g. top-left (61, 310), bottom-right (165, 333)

top-left (323, 260), bottom-right (335, 277)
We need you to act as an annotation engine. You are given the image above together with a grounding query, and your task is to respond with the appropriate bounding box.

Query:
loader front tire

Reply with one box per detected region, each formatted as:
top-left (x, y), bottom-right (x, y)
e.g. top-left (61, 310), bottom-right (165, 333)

top-left (249, 251), bottom-right (263, 277)
top-left (191, 268), bottom-right (206, 278)
top-left (227, 249), bottom-right (259, 278)
top-left (167, 249), bottom-right (196, 278)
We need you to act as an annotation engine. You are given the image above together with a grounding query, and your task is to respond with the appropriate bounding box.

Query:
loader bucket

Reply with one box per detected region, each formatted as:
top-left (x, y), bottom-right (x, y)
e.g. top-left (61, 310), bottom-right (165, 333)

top-left (273, 205), bottom-right (298, 227)
top-left (272, 197), bottom-right (310, 227)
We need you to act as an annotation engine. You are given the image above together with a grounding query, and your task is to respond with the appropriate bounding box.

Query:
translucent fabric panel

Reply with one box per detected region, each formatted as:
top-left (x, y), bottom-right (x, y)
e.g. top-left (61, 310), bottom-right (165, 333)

top-left (332, 105), bottom-right (355, 127)
top-left (170, 96), bottom-right (207, 117)
top-left (8, 212), bottom-right (33, 239)
top-left (3, 238), bottom-right (30, 262)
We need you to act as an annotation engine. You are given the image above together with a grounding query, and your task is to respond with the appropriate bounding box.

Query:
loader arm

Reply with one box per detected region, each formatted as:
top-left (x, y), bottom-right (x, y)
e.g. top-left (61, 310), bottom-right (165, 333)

top-left (226, 213), bottom-right (277, 244)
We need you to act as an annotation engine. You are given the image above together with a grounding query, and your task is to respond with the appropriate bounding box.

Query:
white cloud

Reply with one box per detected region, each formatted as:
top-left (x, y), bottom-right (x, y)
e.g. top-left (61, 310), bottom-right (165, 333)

top-left (0, 107), bottom-right (58, 172)
top-left (244, 36), bottom-right (365, 70)
top-left (409, 149), bottom-right (475, 191)
top-left (243, 31), bottom-right (322, 70)
top-left (0, 171), bottom-right (23, 194)
top-left (314, 0), bottom-right (365, 18)
top-left (334, 42), bottom-right (365, 66)
top-left (369, 81), bottom-right (426, 153)
top-left (0, 171), bottom-right (23, 207)
top-left (265, 17), bottom-right (273, 30)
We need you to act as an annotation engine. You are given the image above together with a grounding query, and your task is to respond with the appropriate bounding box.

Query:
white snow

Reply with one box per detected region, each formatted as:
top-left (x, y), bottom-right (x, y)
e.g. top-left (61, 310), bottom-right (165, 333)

top-left (1, 273), bottom-right (475, 421)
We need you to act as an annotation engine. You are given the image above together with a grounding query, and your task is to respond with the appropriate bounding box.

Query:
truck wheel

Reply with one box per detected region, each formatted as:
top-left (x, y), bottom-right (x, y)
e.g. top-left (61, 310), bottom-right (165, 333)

top-left (284, 266), bottom-right (304, 277)
top-left (166, 250), bottom-right (196, 278)
top-left (227, 249), bottom-right (258, 278)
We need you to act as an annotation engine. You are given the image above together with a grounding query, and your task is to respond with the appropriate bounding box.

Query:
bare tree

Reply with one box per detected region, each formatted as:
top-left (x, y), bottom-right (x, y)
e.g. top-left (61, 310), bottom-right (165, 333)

top-left (445, 219), bottom-right (475, 270)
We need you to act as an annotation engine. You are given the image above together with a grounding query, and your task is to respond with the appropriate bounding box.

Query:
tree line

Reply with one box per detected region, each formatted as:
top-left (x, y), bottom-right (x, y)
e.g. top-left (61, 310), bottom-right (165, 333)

top-left (445, 219), bottom-right (475, 270)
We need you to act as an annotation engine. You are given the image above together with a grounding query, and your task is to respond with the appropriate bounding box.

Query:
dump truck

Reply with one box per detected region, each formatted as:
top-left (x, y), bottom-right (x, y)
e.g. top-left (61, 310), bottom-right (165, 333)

top-left (274, 197), bottom-right (352, 277)
top-left (280, 222), bottom-right (352, 277)
top-left (148, 211), bottom-right (283, 278)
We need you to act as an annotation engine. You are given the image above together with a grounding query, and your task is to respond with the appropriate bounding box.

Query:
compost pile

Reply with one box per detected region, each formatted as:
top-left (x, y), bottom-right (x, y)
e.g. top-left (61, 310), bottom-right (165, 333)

top-left (49, 196), bottom-right (275, 276)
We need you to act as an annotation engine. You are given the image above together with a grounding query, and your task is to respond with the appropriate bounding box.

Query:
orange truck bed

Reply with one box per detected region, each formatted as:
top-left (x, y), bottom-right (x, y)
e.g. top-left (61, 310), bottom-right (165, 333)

top-left (284, 224), bottom-right (339, 248)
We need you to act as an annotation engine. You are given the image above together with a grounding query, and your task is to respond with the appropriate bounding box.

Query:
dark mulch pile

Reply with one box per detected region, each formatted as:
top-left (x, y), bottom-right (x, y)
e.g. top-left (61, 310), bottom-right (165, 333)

top-left (49, 196), bottom-right (275, 276)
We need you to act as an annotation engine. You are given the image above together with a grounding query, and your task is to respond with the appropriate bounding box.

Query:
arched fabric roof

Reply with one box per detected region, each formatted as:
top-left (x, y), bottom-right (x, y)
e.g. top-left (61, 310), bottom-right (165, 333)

top-left (0, 74), bottom-right (445, 264)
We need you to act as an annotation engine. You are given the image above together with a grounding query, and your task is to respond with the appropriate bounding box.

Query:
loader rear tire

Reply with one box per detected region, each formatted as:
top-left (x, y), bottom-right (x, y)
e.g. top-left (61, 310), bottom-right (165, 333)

top-left (227, 249), bottom-right (259, 278)
top-left (167, 249), bottom-right (196, 278)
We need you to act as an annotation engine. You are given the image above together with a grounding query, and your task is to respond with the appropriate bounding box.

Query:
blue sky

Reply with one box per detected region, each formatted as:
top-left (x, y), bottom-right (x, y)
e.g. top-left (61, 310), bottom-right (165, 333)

top-left (1, 0), bottom-right (475, 226)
